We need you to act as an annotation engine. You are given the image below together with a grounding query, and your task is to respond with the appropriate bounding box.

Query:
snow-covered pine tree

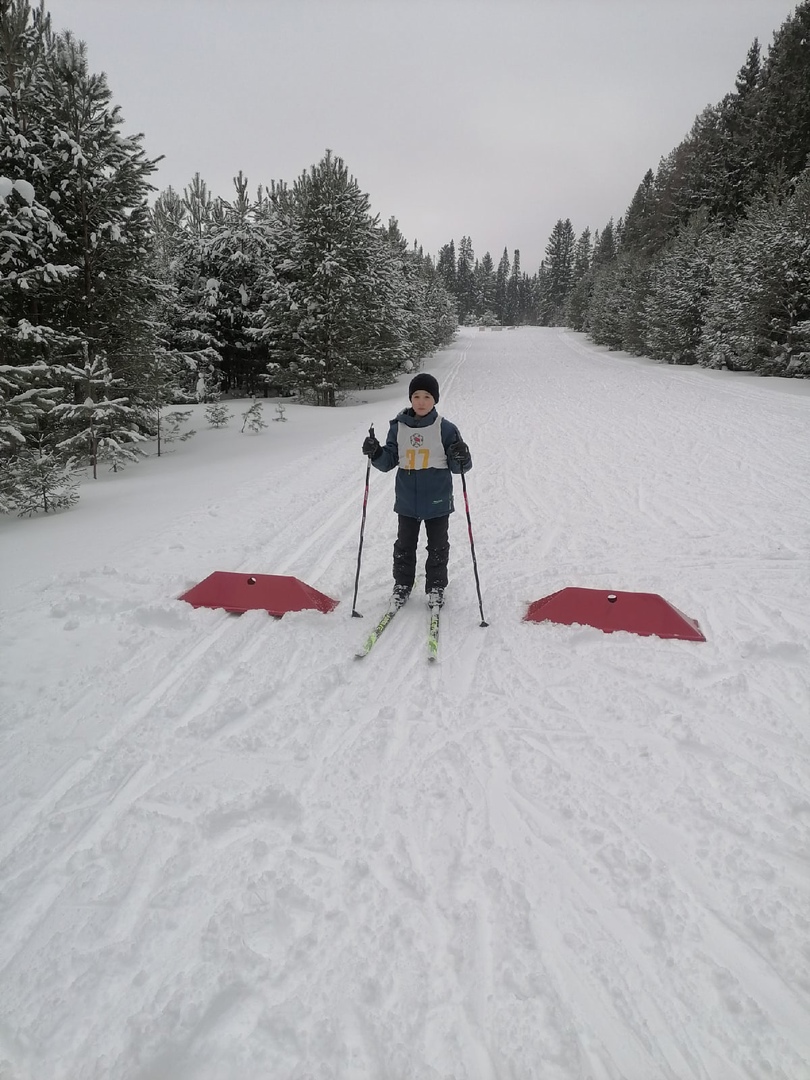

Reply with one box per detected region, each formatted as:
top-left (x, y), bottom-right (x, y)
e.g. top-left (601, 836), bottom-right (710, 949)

top-left (593, 220), bottom-right (617, 268)
top-left (135, 344), bottom-right (209, 457)
top-left (713, 41), bottom-right (765, 224)
top-left (52, 353), bottom-right (146, 477)
top-left (455, 236), bottom-right (476, 325)
top-left (621, 170), bottom-right (658, 256)
top-left (11, 449), bottom-right (79, 516)
top-left (388, 233), bottom-right (456, 352)
top-left (421, 265), bottom-right (458, 350)
top-left (159, 409), bottom-right (196, 447)
top-left (623, 260), bottom-right (654, 355)
top-left (505, 250), bottom-right (521, 326)
top-left (205, 399), bottom-right (232, 427)
top-left (435, 241), bottom-right (457, 298)
top-left (199, 172), bottom-right (269, 396)
top-left (150, 187), bottom-right (208, 400)
top-left (0, 361), bottom-right (63, 457)
top-left (0, 458), bottom-right (17, 514)
top-left (359, 215), bottom-right (440, 384)
top-left (0, 174), bottom-right (75, 359)
top-left (643, 211), bottom-right (719, 364)
top-left (494, 248), bottom-right (510, 325)
top-left (0, 0), bottom-right (78, 371)
top-left (539, 219), bottom-right (576, 326)
top-left (474, 251), bottom-right (496, 324)
top-left (257, 151), bottom-right (406, 405)
top-left (36, 31), bottom-right (159, 390)
top-left (0, 358), bottom-right (64, 515)
top-left (150, 186), bottom-right (187, 281)
top-left (698, 168), bottom-right (810, 374)
top-left (378, 217), bottom-right (425, 358)
top-left (150, 177), bottom-right (226, 400)
top-left (564, 228), bottom-right (593, 331)
top-left (755, 3), bottom-right (810, 195)
top-left (240, 399), bottom-right (266, 433)
top-left (581, 221), bottom-right (619, 338)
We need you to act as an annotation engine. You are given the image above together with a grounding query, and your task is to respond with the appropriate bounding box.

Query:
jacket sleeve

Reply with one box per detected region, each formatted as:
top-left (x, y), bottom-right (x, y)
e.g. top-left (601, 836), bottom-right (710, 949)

top-left (371, 419), bottom-right (399, 473)
top-left (442, 420), bottom-right (472, 475)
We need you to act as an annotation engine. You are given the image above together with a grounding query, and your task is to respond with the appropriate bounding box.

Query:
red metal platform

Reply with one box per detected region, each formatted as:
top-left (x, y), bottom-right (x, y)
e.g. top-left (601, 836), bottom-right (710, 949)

top-left (525, 587), bottom-right (705, 641)
top-left (179, 572), bottom-right (338, 617)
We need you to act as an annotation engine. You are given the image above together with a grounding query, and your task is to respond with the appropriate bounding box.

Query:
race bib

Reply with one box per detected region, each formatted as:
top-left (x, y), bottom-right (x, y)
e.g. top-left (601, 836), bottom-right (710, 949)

top-left (397, 415), bottom-right (448, 470)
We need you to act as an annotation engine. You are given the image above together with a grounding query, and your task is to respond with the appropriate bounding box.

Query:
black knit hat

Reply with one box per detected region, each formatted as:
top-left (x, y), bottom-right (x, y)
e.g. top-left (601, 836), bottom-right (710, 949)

top-left (408, 373), bottom-right (439, 404)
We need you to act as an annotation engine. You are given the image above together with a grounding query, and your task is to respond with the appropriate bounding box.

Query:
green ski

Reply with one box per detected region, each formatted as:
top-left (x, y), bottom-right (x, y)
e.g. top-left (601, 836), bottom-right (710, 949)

top-left (427, 603), bottom-right (441, 661)
top-left (355, 597), bottom-right (406, 658)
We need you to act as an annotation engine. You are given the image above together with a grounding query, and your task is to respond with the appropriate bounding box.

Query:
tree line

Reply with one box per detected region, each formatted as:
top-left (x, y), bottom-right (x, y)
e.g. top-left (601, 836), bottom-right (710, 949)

top-left (435, 2), bottom-right (810, 377)
top-left (2, 0), bottom-right (808, 516)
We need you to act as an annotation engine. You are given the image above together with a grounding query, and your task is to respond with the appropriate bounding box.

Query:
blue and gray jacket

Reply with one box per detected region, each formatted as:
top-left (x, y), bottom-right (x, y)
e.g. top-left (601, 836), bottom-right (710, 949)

top-left (372, 407), bottom-right (472, 521)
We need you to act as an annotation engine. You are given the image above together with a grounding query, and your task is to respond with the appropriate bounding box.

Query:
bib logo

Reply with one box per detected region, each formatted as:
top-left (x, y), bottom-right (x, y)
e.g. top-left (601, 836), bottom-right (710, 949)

top-left (410, 434), bottom-right (425, 448)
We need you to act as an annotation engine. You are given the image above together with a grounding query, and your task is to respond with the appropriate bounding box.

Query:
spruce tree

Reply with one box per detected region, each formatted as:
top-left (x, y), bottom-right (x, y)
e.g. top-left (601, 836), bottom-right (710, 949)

top-left (505, 250), bottom-right (522, 325)
top-left (12, 449), bottom-right (79, 516)
top-left (713, 40), bottom-right (765, 223)
top-left (37, 31), bottom-right (159, 388)
top-left (257, 151), bottom-right (403, 405)
top-left (698, 169), bottom-right (810, 374)
top-left (587, 264), bottom-right (623, 349)
top-left (200, 172), bottom-right (268, 395)
top-left (616, 257), bottom-right (652, 355)
top-left (565, 228), bottom-right (593, 332)
top-left (241, 399), bottom-right (266, 433)
top-left (475, 251), bottom-right (496, 323)
top-left (494, 248), bottom-right (510, 324)
top-left (52, 353), bottom-right (145, 477)
top-left (150, 186), bottom-right (221, 402)
top-left (0, 361), bottom-right (62, 460)
top-left (644, 211), bottom-right (719, 364)
top-left (756, 3), bottom-right (810, 185)
top-left (539, 219), bottom-right (576, 325)
top-left (455, 236), bottom-right (475, 324)
top-left (151, 178), bottom-right (225, 400)
top-left (380, 217), bottom-right (451, 364)
top-left (621, 170), bottom-right (657, 255)
top-left (416, 259), bottom-right (457, 350)
top-left (0, 0), bottom-right (77, 370)
top-left (205, 400), bottom-right (232, 427)
top-left (436, 241), bottom-right (457, 297)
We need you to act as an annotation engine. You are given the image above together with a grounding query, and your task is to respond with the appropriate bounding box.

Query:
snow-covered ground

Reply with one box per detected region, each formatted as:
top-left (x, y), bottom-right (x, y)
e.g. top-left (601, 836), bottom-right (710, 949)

top-left (1, 328), bottom-right (809, 1080)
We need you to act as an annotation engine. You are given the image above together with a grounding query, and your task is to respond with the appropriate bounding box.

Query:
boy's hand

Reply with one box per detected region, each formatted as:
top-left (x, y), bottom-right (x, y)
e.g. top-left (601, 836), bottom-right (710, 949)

top-left (448, 440), bottom-right (470, 466)
top-left (362, 434), bottom-right (381, 458)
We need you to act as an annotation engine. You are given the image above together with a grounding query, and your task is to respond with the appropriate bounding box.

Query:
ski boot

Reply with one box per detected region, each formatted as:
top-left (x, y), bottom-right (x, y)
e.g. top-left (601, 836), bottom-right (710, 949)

top-left (392, 584), bottom-right (412, 608)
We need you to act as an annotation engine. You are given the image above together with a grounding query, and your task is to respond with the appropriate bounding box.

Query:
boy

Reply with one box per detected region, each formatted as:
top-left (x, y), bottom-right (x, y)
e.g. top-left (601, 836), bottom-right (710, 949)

top-left (362, 373), bottom-right (472, 608)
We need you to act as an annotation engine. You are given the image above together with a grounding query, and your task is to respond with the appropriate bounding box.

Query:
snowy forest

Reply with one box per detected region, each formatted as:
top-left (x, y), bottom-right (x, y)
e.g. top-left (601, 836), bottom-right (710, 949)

top-left (1, 0), bottom-right (809, 516)
top-left (0, 0), bottom-right (457, 515)
top-left (437, 2), bottom-right (810, 377)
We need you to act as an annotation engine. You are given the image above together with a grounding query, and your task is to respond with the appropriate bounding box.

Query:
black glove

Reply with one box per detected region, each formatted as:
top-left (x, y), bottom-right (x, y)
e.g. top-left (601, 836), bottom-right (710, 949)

top-left (448, 440), bottom-right (470, 465)
top-left (362, 434), bottom-right (381, 458)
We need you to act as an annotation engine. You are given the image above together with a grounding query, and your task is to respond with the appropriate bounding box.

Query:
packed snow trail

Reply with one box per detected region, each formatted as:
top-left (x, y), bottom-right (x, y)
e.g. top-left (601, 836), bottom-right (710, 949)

top-left (0, 329), bottom-right (808, 1080)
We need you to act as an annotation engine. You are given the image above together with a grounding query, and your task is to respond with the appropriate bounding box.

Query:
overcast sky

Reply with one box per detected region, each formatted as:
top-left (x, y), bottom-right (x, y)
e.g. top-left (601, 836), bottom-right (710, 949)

top-left (49, 0), bottom-right (798, 271)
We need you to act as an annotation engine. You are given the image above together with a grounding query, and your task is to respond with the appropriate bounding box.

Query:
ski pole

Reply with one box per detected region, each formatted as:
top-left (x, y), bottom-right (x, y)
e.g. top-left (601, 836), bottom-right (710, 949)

top-left (461, 470), bottom-right (488, 627)
top-left (351, 424), bottom-right (375, 618)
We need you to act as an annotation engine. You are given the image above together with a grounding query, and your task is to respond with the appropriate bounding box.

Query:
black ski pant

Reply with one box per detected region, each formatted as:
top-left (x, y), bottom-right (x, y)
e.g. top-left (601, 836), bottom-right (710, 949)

top-left (393, 514), bottom-right (449, 592)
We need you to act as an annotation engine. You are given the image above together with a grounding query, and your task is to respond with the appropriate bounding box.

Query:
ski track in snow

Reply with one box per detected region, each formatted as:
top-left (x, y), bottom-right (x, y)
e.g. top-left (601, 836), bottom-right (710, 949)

top-left (0, 329), bottom-right (809, 1080)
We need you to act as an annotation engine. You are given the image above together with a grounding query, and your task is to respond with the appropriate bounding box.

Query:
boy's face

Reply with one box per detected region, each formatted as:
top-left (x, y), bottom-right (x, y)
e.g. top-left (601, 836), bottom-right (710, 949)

top-left (411, 391), bottom-right (435, 417)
